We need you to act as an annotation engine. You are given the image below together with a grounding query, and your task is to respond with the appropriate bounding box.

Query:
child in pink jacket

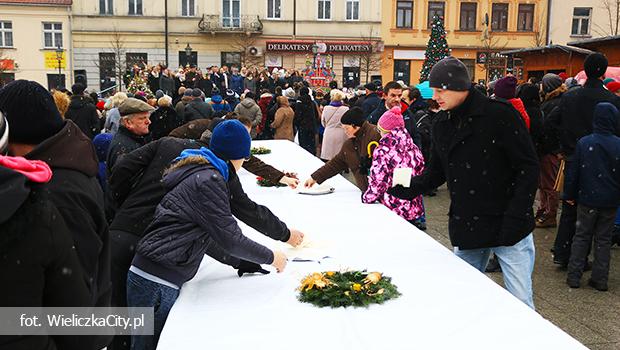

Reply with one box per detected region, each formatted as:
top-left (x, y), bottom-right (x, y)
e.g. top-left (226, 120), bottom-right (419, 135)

top-left (362, 106), bottom-right (426, 227)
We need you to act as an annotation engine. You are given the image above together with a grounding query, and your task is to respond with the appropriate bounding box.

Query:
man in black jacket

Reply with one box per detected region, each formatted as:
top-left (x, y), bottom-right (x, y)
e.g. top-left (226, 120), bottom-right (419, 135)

top-left (65, 83), bottom-right (101, 139)
top-left (106, 97), bottom-right (154, 172)
top-left (548, 53), bottom-right (620, 266)
top-left (388, 57), bottom-right (539, 309)
top-left (0, 80), bottom-right (112, 348)
top-left (361, 82), bottom-right (381, 117)
top-left (183, 88), bottom-right (214, 121)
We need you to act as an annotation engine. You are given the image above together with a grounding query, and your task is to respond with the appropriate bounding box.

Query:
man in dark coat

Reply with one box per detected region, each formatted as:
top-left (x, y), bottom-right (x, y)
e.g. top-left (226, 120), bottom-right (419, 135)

top-left (65, 83), bottom-right (101, 139)
top-left (106, 98), bottom-right (154, 172)
top-left (361, 82), bottom-right (381, 117)
top-left (368, 81), bottom-right (422, 146)
top-left (548, 53), bottom-right (620, 266)
top-left (183, 88), bottom-right (214, 121)
top-left (0, 80), bottom-right (112, 349)
top-left (388, 57), bottom-right (539, 309)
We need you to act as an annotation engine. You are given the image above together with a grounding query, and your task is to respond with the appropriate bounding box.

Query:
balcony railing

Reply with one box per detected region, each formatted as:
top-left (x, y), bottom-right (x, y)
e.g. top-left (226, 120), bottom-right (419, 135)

top-left (198, 15), bottom-right (263, 34)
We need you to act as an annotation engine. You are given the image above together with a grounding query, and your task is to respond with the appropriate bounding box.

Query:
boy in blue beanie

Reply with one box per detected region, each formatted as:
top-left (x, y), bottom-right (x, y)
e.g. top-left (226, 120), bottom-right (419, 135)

top-left (127, 119), bottom-right (287, 350)
top-left (564, 102), bottom-right (620, 291)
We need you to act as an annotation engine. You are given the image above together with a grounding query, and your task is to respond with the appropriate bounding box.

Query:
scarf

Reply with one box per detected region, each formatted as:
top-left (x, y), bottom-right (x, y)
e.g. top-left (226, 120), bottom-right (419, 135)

top-left (174, 147), bottom-right (229, 181)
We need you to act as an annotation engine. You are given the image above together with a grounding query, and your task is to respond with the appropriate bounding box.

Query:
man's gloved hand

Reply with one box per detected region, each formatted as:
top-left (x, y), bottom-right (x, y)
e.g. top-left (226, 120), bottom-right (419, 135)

top-left (387, 184), bottom-right (417, 200)
top-left (236, 260), bottom-right (270, 277)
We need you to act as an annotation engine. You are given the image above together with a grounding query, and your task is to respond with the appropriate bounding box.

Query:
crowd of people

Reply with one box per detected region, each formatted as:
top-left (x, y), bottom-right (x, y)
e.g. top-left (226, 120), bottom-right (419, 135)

top-left (0, 53), bottom-right (619, 350)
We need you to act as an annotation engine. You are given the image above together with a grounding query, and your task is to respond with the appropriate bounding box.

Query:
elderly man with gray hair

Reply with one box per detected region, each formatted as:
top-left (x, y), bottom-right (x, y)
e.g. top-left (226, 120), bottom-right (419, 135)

top-left (106, 97), bottom-right (154, 173)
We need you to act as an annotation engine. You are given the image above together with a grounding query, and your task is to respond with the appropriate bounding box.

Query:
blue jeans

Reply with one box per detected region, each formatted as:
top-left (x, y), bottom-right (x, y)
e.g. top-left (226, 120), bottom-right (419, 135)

top-left (126, 271), bottom-right (180, 350)
top-left (454, 234), bottom-right (535, 309)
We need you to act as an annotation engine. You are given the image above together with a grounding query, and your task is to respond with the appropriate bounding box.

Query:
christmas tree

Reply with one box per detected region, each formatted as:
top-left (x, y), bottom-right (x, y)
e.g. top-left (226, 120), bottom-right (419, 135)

top-left (419, 15), bottom-right (451, 83)
top-left (126, 71), bottom-right (152, 96)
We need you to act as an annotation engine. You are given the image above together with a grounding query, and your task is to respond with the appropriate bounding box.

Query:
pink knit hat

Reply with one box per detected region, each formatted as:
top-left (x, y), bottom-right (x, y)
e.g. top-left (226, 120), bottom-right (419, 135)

top-left (378, 106), bottom-right (405, 131)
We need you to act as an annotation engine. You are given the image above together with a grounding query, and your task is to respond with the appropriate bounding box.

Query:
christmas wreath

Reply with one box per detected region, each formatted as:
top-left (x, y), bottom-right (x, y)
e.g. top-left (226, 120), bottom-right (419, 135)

top-left (256, 176), bottom-right (286, 187)
top-left (251, 146), bottom-right (271, 155)
top-left (297, 271), bottom-right (400, 308)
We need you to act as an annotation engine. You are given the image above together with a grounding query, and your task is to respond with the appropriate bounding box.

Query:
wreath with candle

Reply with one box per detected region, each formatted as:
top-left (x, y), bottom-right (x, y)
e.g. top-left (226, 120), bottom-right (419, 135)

top-left (297, 270), bottom-right (400, 308)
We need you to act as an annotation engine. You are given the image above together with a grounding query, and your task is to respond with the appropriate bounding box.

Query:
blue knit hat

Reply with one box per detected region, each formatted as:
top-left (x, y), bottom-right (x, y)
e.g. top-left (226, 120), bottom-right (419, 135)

top-left (209, 119), bottom-right (251, 161)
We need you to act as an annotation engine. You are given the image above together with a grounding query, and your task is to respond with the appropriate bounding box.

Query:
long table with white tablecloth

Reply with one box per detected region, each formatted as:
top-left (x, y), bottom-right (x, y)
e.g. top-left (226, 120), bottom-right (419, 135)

top-left (156, 140), bottom-right (585, 350)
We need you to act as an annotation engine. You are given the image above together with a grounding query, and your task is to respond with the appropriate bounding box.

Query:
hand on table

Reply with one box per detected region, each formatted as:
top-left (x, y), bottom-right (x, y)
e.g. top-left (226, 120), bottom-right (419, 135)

top-left (271, 251), bottom-right (287, 273)
top-left (286, 229), bottom-right (305, 247)
top-left (304, 178), bottom-right (317, 188)
top-left (280, 176), bottom-right (300, 189)
top-left (236, 260), bottom-right (270, 277)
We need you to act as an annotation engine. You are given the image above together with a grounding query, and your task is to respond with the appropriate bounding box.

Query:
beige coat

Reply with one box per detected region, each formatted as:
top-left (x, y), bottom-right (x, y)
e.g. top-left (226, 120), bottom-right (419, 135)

top-left (320, 104), bottom-right (349, 160)
top-left (271, 104), bottom-right (295, 141)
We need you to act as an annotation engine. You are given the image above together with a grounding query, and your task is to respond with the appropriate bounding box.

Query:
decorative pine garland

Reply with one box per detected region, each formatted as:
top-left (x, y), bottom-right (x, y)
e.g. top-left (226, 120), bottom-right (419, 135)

top-left (256, 176), bottom-right (286, 187)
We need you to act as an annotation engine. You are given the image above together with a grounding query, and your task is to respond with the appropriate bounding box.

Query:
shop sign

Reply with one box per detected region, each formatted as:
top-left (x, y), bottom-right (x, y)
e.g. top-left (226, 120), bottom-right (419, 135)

top-left (44, 52), bottom-right (66, 69)
top-left (266, 41), bottom-right (372, 54)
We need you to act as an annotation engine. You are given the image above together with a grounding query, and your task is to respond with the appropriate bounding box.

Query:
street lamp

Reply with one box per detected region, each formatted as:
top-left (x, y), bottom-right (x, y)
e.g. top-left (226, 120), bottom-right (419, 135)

top-left (55, 43), bottom-right (63, 89)
top-left (184, 43), bottom-right (193, 66)
top-left (311, 43), bottom-right (319, 69)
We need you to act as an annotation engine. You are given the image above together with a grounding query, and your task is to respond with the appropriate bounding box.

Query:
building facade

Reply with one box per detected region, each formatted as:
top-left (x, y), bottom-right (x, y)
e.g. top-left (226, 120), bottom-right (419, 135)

top-left (71, 0), bottom-right (382, 91)
top-left (381, 0), bottom-right (548, 85)
top-left (0, 0), bottom-right (72, 89)
top-left (548, 0), bottom-right (613, 45)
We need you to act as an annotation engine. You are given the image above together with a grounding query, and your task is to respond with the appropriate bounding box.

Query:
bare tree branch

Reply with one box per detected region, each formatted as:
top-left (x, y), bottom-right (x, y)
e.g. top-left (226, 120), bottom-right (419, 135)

top-left (357, 26), bottom-right (383, 84)
top-left (229, 33), bottom-right (261, 68)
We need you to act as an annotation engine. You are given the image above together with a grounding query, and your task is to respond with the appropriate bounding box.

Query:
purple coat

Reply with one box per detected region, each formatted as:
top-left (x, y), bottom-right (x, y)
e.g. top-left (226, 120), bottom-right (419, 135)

top-left (362, 127), bottom-right (425, 221)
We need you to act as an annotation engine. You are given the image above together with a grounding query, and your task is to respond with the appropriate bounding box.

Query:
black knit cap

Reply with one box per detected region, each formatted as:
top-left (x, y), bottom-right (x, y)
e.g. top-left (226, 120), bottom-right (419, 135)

top-left (429, 56), bottom-right (471, 91)
top-left (340, 107), bottom-right (365, 127)
top-left (584, 52), bottom-right (608, 79)
top-left (0, 80), bottom-right (63, 145)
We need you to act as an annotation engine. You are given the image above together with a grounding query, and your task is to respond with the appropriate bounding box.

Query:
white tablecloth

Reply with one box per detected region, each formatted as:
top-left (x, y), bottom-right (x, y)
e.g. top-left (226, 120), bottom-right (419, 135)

top-left (157, 140), bottom-right (585, 350)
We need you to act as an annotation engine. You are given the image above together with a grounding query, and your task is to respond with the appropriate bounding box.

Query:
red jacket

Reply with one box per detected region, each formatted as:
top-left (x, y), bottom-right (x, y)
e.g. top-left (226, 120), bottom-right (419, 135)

top-left (509, 98), bottom-right (530, 130)
top-left (257, 93), bottom-right (273, 136)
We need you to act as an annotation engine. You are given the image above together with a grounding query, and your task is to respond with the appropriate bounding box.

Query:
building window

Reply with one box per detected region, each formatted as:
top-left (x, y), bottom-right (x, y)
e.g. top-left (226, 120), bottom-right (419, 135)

top-left (221, 52), bottom-right (241, 67)
top-left (0, 72), bottom-right (14, 88)
top-left (491, 3), bottom-right (508, 31)
top-left (179, 50), bottom-right (197, 67)
top-left (47, 74), bottom-right (65, 90)
top-left (99, 0), bottom-right (113, 15)
top-left (126, 52), bottom-right (148, 70)
top-left (43, 22), bottom-right (62, 48)
top-left (572, 7), bottom-right (591, 36)
top-left (346, 0), bottom-right (360, 20)
top-left (0, 21), bottom-right (13, 47)
top-left (460, 2), bottom-right (476, 31)
top-left (223, 0), bottom-right (240, 27)
top-left (267, 0), bottom-right (281, 19)
top-left (396, 1), bottom-right (413, 28)
top-left (128, 0), bottom-right (142, 15)
top-left (318, 0), bottom-right (331, 20)
top-left (428, 2), bottom-right (445, 28)
top-left (517, 4), bottom-right (534, 31)
top-left (182, 0), bottom-right (195, 16)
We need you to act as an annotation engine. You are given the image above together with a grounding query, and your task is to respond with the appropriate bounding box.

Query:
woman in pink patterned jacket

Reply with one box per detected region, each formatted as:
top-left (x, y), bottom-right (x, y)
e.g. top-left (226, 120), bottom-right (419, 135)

top-left (362, 106), bottom-right (426, 227)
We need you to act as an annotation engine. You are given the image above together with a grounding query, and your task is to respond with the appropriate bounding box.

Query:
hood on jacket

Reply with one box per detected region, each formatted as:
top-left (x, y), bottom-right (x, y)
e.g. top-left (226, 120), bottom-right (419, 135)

top-left (0, 156), bottom-right (52, 224)
top-left (593, 102), bottom-right (620, 135)
top-left (0, 166), bottom-right (29, 224)
top-left (25, 120), bottom-right (99, 177)
top-left (239, 98), bottom-right (256, 108)
top-left (260, 93), bottom-right (273, 100)
top-left (162, 156), bottom-right (225, 191)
